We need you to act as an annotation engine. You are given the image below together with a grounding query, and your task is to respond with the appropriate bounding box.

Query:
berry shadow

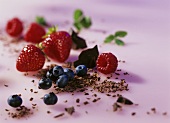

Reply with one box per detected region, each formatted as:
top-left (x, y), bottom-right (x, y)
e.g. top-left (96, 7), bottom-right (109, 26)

top-left (113, 69), bottom-right (145, 84)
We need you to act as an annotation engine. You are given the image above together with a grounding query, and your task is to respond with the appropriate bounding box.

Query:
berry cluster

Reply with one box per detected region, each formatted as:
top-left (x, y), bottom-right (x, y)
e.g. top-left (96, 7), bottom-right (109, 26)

top-left (39, 65), bottom-right (87, 105)
top-left (7, 64), bottom-right (88, 107)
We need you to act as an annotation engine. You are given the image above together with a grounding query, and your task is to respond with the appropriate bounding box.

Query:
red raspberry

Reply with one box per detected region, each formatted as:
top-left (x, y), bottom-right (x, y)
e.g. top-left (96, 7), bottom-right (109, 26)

top-left (24, 23), bottom-right (46, 43)
top-left (96, 53), bottom-right (118, 74)
top-left (6, 17), bottom-right (23, 37)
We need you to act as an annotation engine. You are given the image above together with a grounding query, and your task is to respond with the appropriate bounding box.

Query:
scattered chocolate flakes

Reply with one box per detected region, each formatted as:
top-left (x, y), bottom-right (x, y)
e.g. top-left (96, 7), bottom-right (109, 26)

top-left (29, 97), bottom-right (33, 101)
top-left (85, 111), bottom-right (88, 114)
top-left (84, 101), bottom-right (89, 105)
top-left (34, 91), bottom-right (38, 93)
top-left (131, 112), bottom-right (136, 116)
top-left (113, 103), bottom-right (122, 112)
top-left (5, 109), bottom-right (9, 111)
top-left (74, 45), bottom-right (99, 68)
top-left (7, 106), bottom-right (33, 119)
top-left (116, 96), bottom-right (133, 105)
top-left (162, 112), bottom-right (167, 116)
top-left (4, 84), bottom-right (8, 87)
top-left (147, 112), bottom-right (150, 115)
top-left (54, 113), bottom-right (65, 118)
top-left (47, 111), bottom-right (51, 114)
top-left (151, 108), bottom-right (156, 113)
top-left (76, 98), bottom-right (80, 103)
top-left (124, 72), bottom-right (129, 75)
top-left (30, 89), bottom-right (33, 93)
top-left (65, 106), bottom-right (75, 115)
top-left (84, 92), bottom-right (89, 95)
top-left (115, 73), bottom-right (120, 76)
top-left (92, 98), bottom-right (101, 103)
top-left (31, 80), bottom-right (35, 83)
top-left (64, 100), bottom-right (68, 103)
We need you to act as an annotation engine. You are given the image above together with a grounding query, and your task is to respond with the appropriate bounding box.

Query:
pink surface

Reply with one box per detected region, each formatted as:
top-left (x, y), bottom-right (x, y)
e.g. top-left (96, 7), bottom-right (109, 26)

top-left (0, 0), bottom-right (170, 123)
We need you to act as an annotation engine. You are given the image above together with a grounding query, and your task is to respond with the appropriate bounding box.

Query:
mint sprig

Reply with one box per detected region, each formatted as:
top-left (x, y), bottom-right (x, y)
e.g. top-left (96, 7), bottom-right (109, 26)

top-left (35, 16), bottom-right (47, 26)
top-left (73, 9), bottom-right (92, 32)
top-left (104, 31), bottom-right (127, 46)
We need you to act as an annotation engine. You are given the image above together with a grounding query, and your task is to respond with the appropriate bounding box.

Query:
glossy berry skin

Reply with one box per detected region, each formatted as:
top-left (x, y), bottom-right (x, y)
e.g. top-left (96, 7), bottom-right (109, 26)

top-left (6, 17), bottom-right (23, 37)
top-left (24, 23), bottom-right (45, 43)
top-left (16, 44), bottom-right (45, 72)
top-left (96, 52), bottom-right (118, 74)
top-left (46, 68), bottom-right (57, 81)
top-left (42, 31), bottom-right (72, 62)
top-left (7, 95), bottom-right (22, 108)
top-left (64, 68), bottom-right (75, 80)
top-left (38, 77), bottom-right (52, 90)
top-left (75, 65), bottom-right (87, 77)
top-left (52, 66), bottom-right (64, 77)
top-left (56, 74), bottom-right (69, 88)
top-left (43, 92), bottom-right (58, 105)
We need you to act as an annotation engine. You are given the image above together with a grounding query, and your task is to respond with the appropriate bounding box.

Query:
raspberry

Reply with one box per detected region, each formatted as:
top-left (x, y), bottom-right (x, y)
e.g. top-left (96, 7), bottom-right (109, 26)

top-left (96, 53), bottom-right (118, 74)
top-left (6, 17), bottom-right (23, 37)
top-left (24, 23), bottom-right (46, 43)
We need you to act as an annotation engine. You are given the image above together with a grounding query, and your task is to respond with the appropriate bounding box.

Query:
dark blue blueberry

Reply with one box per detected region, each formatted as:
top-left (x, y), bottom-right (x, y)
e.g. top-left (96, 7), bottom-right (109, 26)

top-left (46, 68), bottom-right (57, 81)
top-left (64, 68), bottom-right (75, 80)
top-left (56, 74), bottom-right (69, 88)
top-left (7, 95), bottom-right (22, 108)
top-left (43, 92), bottom-right (58, 105)
top-left (38, 77), bottom-right (52, 90)
top-left (52, 66), bottom-right (64, 77)
top-left (75, 65), bottom-right (87, 77)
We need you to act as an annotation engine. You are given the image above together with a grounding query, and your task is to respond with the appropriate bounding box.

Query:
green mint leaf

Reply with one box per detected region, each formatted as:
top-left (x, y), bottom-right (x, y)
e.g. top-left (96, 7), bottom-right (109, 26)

top-left (115, 31), bottom-right (127, 37)
top-left (81, 17), bottom-right (92, 28)
top-left (74, 9), bottom-right (83, 22)
top-left (117, 96), bottom-right (133, 105)
top-left (74, 22), bottom-right (83, 31)
top-left (71, 29), bottom-right (87, 49)
top-left (35, 16), bottom-right (47, 26)
top-left (115, 39), bottom-right (125, 46)
top-left (104, 35), bottom-right (115, 43)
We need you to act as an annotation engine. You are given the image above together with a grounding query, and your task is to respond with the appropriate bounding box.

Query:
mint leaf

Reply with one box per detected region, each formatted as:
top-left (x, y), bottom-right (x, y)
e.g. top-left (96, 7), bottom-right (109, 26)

top-left (81, 17), bottom-right (92, 28)
top-left (115, 31), bottom-right (127, 37)
top-left (36, 16), bottom-right (47, 26)
top-left (74, 9), bottom-right (83, 22)
top-left (115, 39), bottom-right (125, 46)
top-left (73, 9), bottom-right (92, 31)
top-left (74, 22), bottom-right (83, 31)
top-left (104, 35), bottom-right (115, 43)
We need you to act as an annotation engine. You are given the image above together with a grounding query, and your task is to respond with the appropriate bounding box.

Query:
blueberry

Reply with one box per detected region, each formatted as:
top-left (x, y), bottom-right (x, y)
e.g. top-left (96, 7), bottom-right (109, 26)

top-left (7, 95), bottom-right (22, 108)
top-left (46, 68), bottom-right (56, 81)
top-left (56, 74), bottom-right (69, 88)
top-left (43, 92), bottom-right (58, 105)
top-left (52, 66), bottom-right (64, 77)
top-left (38, 77), bottom-right (52, 90)
top-left (75, 65), bottom-right (87, 77)
top-left (64, 68), bottom-right (75, 80)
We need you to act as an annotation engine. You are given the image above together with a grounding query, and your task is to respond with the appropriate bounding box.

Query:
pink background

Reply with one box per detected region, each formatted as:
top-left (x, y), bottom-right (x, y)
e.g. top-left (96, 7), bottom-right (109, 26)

top-left (0, 0), bottom-right (170, 123)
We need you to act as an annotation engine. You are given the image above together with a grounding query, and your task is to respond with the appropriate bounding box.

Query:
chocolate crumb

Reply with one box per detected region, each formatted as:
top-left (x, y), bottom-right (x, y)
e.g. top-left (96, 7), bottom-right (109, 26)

top-left (131, 112), bottom-right (136, 116)
top-left (151, 108), bottom-right (156, 113)
top-left (85, 111), bottom-right (88, 114)
top-left (54, 113), bottom-right (65, 118)
top-left (65, 106), bottom-right (75, 115)
top-left (31, 80), bottom-right (35, 83)
top-left (30, 89), bottom-right (33, 93)
top-left (4, 84), bottom-right (8, 87)
top-left (5, 109), bottom-right (9, 111)
top-left (29, 97), bottom-right (33, 101)
top-left (84, 92), bottom-right (89, 95)
top-left (147, 112), bottom-right (150, 115)
top-left (84, 101), bottom-right (89, 105)
top-left (76, 98), bottom-right (80, 103)
top-left (162, 112), bottom-right (167, 116)
top-left (47, 111), bottom-right (51, 114)
top-left (64, 100), bottom-right (68, 103)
